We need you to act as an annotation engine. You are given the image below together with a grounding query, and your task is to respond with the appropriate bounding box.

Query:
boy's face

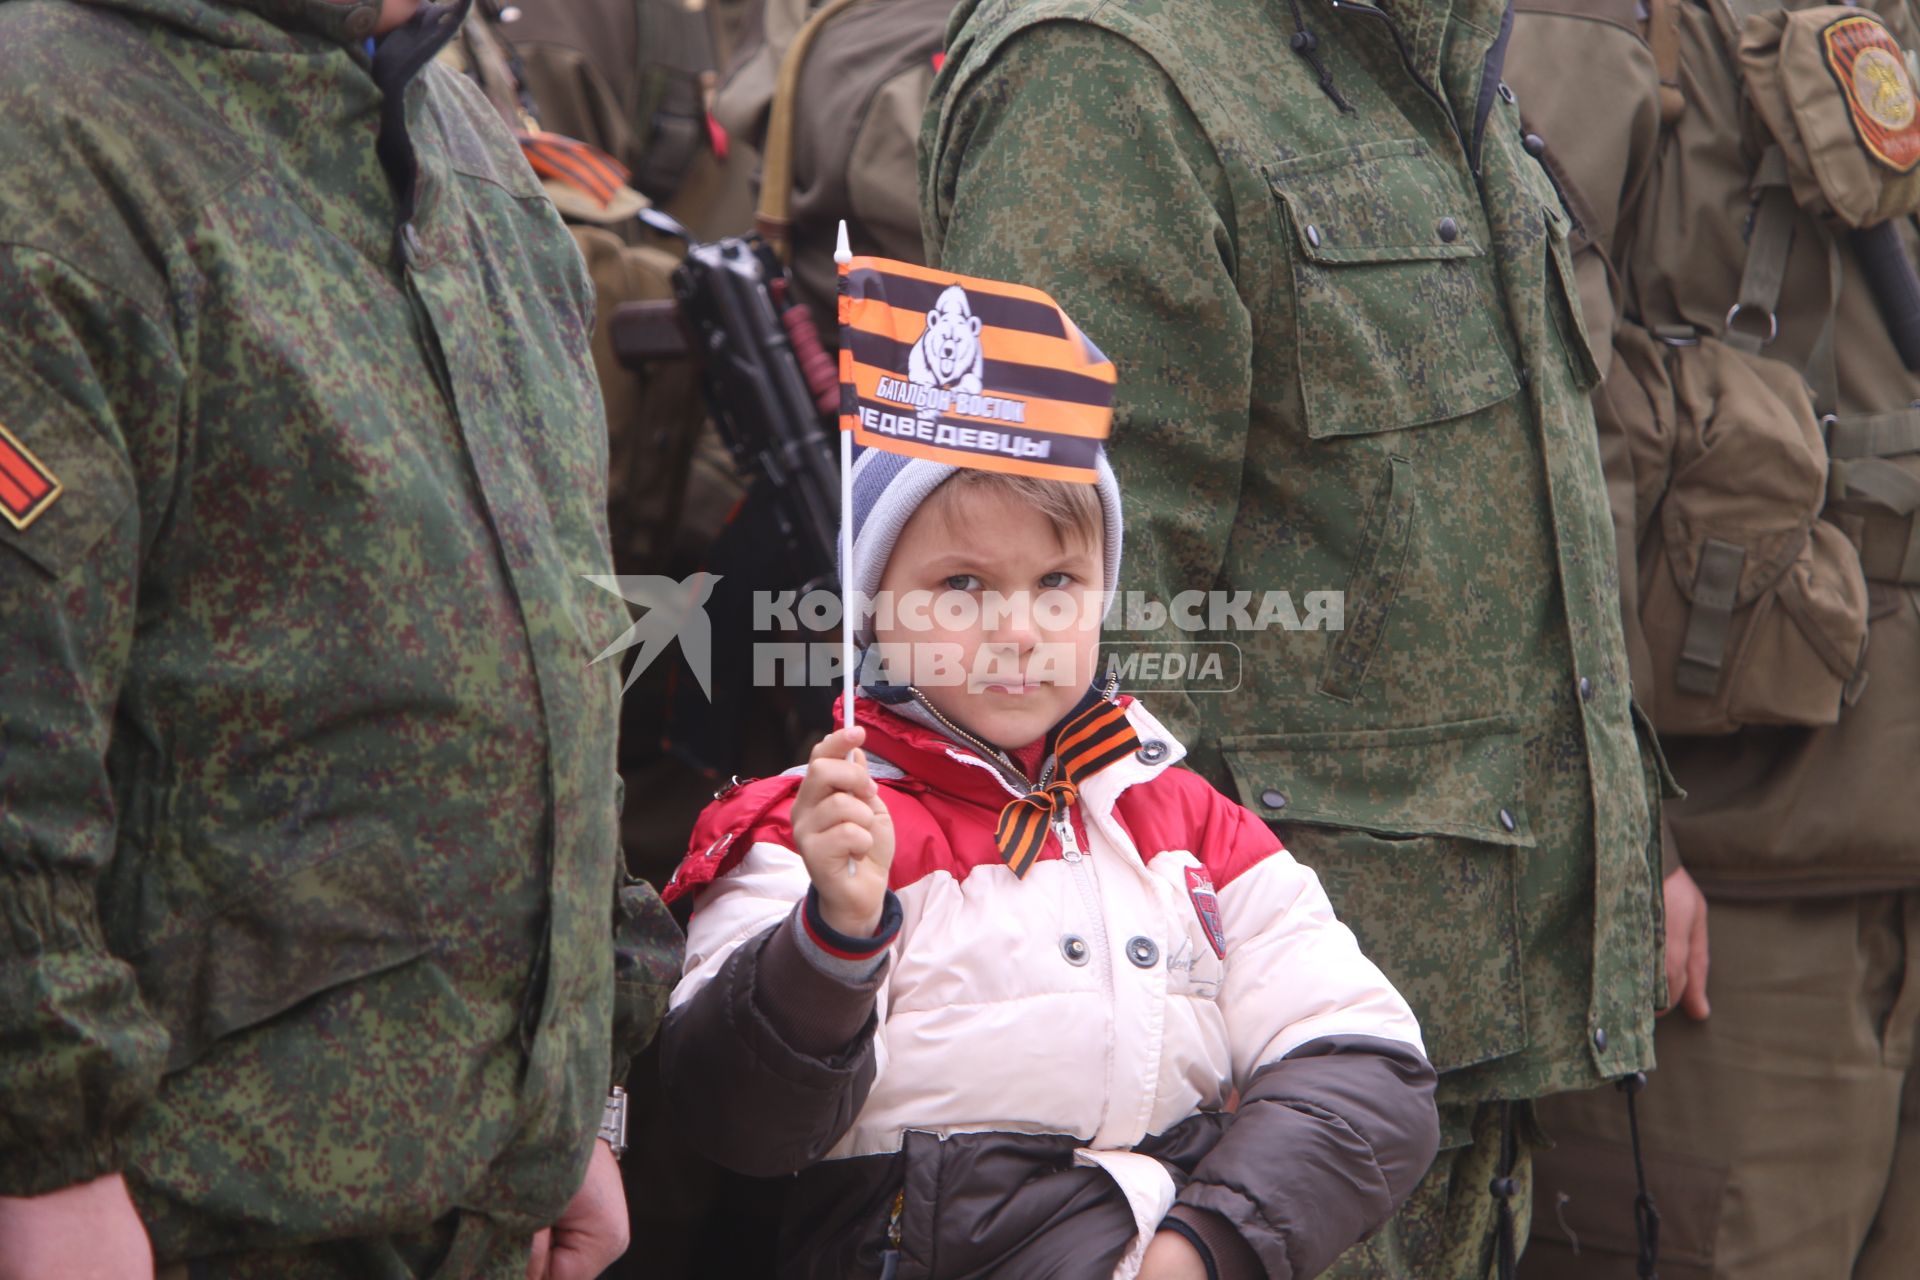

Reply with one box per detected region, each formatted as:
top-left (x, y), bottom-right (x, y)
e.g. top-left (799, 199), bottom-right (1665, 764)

top-left (872, 482), bottom-right (1104, 752)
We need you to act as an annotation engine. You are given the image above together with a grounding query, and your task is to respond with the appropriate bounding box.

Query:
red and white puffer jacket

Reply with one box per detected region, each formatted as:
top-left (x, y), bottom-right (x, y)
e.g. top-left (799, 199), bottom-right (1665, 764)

top-left (662, 695), bottom-right (1437, 1280)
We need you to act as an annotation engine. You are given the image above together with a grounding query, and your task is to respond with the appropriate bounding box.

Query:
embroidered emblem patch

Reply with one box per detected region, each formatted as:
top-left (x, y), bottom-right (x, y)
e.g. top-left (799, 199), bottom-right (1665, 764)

top-left (0, 423), bottom-right (61, 531)
top-left (1824, 15), bottom-right (1920, 173)
top-left (1186, 866), bottom-right (1227, 959)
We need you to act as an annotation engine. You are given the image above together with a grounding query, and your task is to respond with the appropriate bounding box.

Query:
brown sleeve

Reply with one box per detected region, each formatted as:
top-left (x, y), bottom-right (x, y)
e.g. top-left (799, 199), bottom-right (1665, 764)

top-left (1171, 1035), bottom-right (1439, 1280)
top-left (658, 895), bottom-right (899, 1177)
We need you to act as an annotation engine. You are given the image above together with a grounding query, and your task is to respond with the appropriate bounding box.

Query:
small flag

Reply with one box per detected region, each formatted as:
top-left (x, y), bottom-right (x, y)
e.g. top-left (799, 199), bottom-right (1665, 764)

top-left (993, 698), bottom-right (1140, 877)
top-left (836, 256), bottom-right (1115, 484)
top-left (0, 423), bottom-right (62, 531)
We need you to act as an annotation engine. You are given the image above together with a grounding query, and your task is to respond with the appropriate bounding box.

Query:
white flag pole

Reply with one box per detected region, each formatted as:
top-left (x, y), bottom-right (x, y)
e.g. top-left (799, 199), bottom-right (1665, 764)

top-left (835, 220), bottom-right (856, 737)
top-left (836, 221), bottom-right (860, 878)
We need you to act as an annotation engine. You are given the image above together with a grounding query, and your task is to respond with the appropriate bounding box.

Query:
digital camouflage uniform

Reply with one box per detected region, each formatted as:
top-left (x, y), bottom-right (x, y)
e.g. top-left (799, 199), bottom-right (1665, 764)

top-left (923, 0), bottom-right (1666, 1273)
top-left (0, 0), bottom-right (680, 1274)
top-left (1505, 1), bottom-right (1920, 1275)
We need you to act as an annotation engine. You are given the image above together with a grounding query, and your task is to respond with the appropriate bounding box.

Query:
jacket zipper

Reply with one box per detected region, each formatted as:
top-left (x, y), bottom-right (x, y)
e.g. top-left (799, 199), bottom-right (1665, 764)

top-left (907, 689), bottom-right (1035, 793)
top-left (1058, 808), bottom-right (1116, 1138)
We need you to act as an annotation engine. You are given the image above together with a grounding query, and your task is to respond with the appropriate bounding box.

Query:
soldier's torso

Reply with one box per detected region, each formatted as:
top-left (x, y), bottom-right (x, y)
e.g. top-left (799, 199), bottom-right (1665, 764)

top-left (935, 0), bottom-right (1661, 1099)
top-left (0, 0), bottom-right (627, 1250)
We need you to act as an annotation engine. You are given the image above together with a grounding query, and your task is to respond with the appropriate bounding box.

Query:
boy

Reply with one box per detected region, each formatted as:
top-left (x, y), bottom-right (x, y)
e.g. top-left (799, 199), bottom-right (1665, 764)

top-left (659, 449), bottom-right (1438, 1280)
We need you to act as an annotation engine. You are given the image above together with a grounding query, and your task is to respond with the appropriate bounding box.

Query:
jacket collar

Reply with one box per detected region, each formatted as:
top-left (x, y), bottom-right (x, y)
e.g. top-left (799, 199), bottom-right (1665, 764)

top-left (853, 694), bottom-right (1187, 816)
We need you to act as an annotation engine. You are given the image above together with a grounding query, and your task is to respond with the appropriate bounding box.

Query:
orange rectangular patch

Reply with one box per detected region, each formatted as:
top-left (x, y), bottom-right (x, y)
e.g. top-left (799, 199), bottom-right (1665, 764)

top-left (0, 423), bottom-right (61, 531)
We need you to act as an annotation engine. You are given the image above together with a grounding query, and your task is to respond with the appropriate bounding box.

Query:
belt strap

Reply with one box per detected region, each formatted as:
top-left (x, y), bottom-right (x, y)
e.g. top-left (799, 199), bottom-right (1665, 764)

top-left (1858, 509), bottom-right (1920, 585)
top-left (1678, 538), bottom-right (1746, 696)
top-left (1830, 456), bottom-right (1920, 513)
top-left (1724, 147), bottom-right (1842, 413)
top-left (1826, 408), bottom-right (1920, 459)
top-left (1646, 0), bottom-right (1684, 125)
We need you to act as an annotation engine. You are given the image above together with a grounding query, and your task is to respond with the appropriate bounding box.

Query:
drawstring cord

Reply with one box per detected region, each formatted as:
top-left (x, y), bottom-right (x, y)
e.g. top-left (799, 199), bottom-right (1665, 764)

top-left (1488, 1101), bottom-right (1518, 1280)
top-left (1285, 0), bottom-right (1352, 112)
top-left (1619, 1071), bottom-right (1662, 1278)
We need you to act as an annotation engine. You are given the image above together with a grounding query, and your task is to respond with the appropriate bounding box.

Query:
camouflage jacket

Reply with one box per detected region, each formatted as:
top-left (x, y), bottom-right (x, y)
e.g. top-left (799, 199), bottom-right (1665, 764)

top-left (0, 0), bottom-right (679, 1256)
top-left (923, 0), bottom-right (1665, 1111)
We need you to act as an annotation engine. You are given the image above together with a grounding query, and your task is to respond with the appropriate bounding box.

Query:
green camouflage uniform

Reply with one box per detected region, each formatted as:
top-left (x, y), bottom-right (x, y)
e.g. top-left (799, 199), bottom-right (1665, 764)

top-left (0, 0), bottom-right (680, 1272)
top-left (923, 0), bottom-right (1665, 1272)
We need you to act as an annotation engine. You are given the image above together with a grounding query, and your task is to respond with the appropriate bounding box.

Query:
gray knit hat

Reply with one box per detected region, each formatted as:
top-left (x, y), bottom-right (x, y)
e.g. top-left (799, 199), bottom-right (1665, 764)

top-left (843, 447), bottom-right (1123, 641)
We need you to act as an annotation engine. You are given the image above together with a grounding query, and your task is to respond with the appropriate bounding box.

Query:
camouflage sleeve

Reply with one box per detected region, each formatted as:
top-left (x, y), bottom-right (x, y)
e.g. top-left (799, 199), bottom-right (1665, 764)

top-left (0, 244), bottom-right (177, 1196)
top-left (610, 874), bottom-right (683, 1084)
top-left (922, 20), bottom-right (1250, 744)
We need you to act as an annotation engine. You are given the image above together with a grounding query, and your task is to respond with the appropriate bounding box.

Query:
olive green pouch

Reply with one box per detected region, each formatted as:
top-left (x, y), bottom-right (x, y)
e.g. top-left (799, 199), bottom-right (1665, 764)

top-left (1633, 334), bottom-right (1869, 734)
top-left (1739, 5), bottom-right (1920, 227)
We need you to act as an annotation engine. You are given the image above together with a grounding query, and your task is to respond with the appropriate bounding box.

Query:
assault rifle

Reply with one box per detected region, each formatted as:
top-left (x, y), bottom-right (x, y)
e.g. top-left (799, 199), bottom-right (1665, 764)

top-left (611, 209), bottom-right (843, 584)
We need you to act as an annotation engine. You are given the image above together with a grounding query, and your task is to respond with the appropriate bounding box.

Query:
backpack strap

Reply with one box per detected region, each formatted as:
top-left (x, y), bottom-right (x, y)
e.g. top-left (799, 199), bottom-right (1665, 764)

top-left (1644, 0), bottom-right (1685, 125)
top-left (755, 0), bottom-right (871, 259)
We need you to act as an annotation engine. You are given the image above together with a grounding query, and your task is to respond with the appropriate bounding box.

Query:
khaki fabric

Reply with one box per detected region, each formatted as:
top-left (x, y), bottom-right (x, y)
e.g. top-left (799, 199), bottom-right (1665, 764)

top-left (1521, 892), bottom-right (1920, 1280)
top-left (714, 0), bottom-right (954, 330)
top-left (1506, 0), bottom-right (1920, 890)
top-left (1625, 335), bottom-right (1870, 737)
top-left (1324, 1102), bottom-right (1533, 1280)
top-left (1737, 6), bottom-right (1920, 229)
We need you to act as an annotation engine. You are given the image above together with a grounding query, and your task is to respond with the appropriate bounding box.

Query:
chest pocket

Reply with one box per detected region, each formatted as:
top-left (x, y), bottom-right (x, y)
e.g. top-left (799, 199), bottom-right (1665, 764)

top-left (1271, 139), bottom-right (1522, 438)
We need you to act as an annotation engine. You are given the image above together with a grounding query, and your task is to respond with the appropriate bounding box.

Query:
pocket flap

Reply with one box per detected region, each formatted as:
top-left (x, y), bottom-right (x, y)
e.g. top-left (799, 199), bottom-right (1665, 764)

top-left (129, 834), bottom-right (432, 1072)
top-left (1273, 142), bottom-right (1487, 264)
top-left (1219, 715), bottom-right (1535, 846)
top-left (1272, 140), bottom-right (1521, 438)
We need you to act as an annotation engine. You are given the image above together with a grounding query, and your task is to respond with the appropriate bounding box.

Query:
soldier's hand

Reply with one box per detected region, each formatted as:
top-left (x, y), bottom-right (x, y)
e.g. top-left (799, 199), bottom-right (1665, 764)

top-left (0, 1171), bottom-right (154, 1280)
top-left (526, 1139), bottom-right (628, 1280)
top-left (1659, 866), bottom-right (1710, 1021)
top-left (791, 726), bottom-right (895, 937)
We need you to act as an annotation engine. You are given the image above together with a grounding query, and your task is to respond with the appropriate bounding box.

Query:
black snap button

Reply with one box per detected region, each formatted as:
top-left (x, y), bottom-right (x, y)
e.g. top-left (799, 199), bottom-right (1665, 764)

top-left (1593, 1026), bottom-right (1609, 1051)
top-left (1498, 807), bottom-right (1517, 833)
top-left (1136, 740), bottom-right (1169, 764)
top-left (1498, 81), bottom-right (1517, 105)
top-left (1437, 217), bottom-right (1459, 243)
top-left (344, 4), bottom-right (378, 36)
top-left (1523, 132), bottom-right (1546, 157)
top-left (1126, 936), bottom-right (1160, 968)
top-left (1062, 935), bottom-right (1090, 966)
top-left (1260, 789), bottom-right (1288, 811)
top-left (1489, 1176), bottom-right (1518, 1199)
top-left (1579, 676), bottom-right (1593, 702)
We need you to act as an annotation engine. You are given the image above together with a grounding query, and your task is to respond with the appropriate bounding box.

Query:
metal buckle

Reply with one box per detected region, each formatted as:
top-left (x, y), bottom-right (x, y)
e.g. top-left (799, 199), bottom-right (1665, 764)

top-left (599, 1085), bottom-right (629, 1160)
top-left (1724, 302), bottom-right (1778, 346)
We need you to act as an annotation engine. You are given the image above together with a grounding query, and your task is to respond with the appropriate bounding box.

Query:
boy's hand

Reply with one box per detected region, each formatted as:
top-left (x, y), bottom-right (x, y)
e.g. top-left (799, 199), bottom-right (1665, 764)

top-left (1139, 1229), bottom-right (1209, 1280)
top-left (791, 726), bottom-right (895, 936)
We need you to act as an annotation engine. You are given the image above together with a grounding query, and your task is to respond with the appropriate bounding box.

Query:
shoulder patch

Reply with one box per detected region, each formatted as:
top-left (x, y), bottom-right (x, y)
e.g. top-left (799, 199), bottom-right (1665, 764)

top-left (0, 422), bottom-right (62, 530)
top-left (1824, 14), bottom-right (1920, 173)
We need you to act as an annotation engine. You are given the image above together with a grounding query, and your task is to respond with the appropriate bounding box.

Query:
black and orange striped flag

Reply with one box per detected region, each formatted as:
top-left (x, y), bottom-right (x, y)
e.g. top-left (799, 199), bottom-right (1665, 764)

top-left (836, 256), bottom-right (1115, 484)
top-left (993, 698), bottom-right (1141, 878)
